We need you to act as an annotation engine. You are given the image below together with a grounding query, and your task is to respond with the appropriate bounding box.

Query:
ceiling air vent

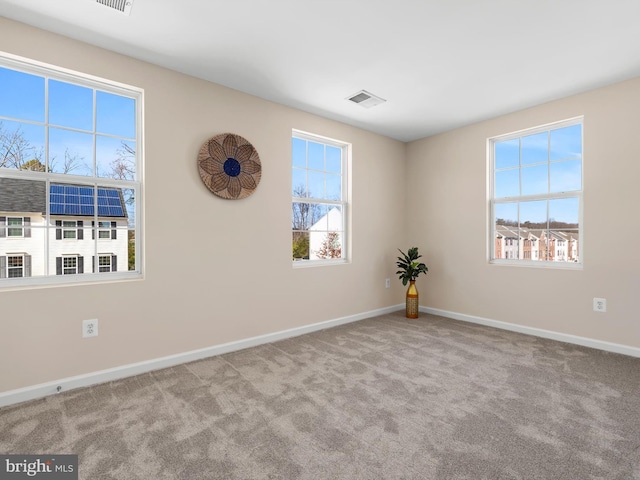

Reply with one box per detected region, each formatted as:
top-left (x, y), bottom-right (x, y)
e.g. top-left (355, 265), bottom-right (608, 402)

top-left (346, 90), bottom-right (386, 109)
top-left (96, 0), bottom-right (134, 15)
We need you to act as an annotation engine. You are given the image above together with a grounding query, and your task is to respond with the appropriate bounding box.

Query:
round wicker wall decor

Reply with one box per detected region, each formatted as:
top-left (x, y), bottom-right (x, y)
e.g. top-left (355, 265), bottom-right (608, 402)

top-left (197, 133), bottom-right (262, 200)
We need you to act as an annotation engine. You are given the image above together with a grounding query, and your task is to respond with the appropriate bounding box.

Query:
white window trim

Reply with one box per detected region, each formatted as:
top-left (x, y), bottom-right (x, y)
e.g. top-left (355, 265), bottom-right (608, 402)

top-left (292, 129), bottom-right (350, 268)
top-left (62, 220), bottom-right (77, 239)
top-left (7, 217), bottom-right (24, 237)
top-left (7, 254), bottom-right (24, 278)
top-left (488, 117), bottom-right (584, 269)
top-left (98, 254), bottom-right (113, 273)
top-left (0, 51), bottom-right (144, 290)
top-left (98, 221), bottom-right (111, 239)
top-left (62, 255), bottom-right (78, 275)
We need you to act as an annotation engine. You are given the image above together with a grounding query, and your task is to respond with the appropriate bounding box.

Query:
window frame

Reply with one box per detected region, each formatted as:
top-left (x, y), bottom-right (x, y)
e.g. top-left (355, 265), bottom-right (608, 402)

top-left (7, 217), bottom-right (24, 237)
top-left (488, 117), bottom-right (583, 269)
top-left (7, 254), bottom-right (24, 278)
top-left (0, 51), bottom-right (144, 289)
top-left (98, 221), bottom-right (111, 239)
top-left (62, 255), bottom-right (78, 275)
top-left (62, 220), bottom-right (77, 239)
top-left (291, 129), bottom-right (350, 267)
top-left (98, 255), bottom-right (111, 273)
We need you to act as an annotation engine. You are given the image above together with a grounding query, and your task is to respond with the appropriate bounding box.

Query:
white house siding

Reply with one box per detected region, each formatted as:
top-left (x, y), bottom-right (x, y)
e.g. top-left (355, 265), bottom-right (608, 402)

top-left (47, 218), bottom-right (129, 274)
top-left (1, 213), bottom-right (128, 277)
top-left (0, 212), bottom-right (46, 277)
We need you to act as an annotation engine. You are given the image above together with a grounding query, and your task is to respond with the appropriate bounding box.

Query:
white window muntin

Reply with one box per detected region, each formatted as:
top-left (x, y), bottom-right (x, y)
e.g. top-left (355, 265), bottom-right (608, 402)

top-left (0, 51), bottom-right (143, 289)
top-left (292, 129), bottom-right (349, 265)
top-left (488, 117), bottom-right (583, 268)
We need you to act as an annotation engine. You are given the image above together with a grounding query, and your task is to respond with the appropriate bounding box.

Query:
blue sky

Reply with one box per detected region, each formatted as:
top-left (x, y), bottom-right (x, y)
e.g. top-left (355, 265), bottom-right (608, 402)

top-left (0, 66), bottom-right (135, 178)
top-left (494, 124), bottom-right (582, 227)
top-left (292, 137), bottom-right (341, 201)
top-left (495, 197), bottom-right (579, 227)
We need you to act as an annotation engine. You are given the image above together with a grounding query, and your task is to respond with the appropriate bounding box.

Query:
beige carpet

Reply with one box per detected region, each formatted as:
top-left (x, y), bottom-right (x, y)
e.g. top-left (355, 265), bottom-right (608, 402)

top-left (1, 311), bottom-right (639, 479)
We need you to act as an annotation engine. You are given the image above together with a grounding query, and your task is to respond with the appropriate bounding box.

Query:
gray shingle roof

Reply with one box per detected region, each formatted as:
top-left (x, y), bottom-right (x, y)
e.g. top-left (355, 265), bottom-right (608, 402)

top-left (0, 177), bottom-right (46, 214)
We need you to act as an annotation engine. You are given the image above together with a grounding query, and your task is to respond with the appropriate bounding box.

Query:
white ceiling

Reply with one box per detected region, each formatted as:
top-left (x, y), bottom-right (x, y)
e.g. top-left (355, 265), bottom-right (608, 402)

top-left (1, 0), bottom-right (640, 142)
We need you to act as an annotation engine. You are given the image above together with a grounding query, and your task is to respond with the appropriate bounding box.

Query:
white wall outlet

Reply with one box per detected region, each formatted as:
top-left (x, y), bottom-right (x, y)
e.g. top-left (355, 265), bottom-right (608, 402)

top-left (593, 298), bottom-right (607, 313)
top-left (82, 319), bottom-right (99, 338)
top-left (385, 278), bottom-right (391, 289)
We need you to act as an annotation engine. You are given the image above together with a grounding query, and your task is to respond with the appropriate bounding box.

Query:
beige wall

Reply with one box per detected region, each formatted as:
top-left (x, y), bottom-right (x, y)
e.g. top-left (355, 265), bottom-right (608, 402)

top-left (406, 77), bottom-right (640, 348)
top-left (0, 17), bottom-right (407, 393)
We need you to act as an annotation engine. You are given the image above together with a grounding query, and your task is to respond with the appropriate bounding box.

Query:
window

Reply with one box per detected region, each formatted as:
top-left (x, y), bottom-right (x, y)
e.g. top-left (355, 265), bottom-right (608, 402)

top-left (58, 255), bottom-right (81, 275)
top-left (292, 130), bottom-right (349, 263)
top-left (98, 222), bottom-right (111, 239)
top-left (0, 53), bottom-right (142, 287)
top-left (63, 221), bottom-right (77, 239)
top-left (7, 217), bottom-right (23, 237)
top-left (97, 254), bottom-right (117, 273)
top-left (4, 254), bottom-right (30, 278)
top-left (490, 118), bottom-right (582, 266)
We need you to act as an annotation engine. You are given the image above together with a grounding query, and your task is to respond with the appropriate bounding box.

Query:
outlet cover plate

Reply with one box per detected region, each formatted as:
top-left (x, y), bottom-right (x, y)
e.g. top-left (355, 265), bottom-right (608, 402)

top-left (82, 319), bottom-right (99, 338)
top-left (593, 298), bottom-right (607, 313)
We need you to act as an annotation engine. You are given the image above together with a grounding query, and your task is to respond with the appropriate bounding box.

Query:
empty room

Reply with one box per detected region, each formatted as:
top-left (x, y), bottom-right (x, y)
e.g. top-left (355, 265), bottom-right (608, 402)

top-left (0, 1), bottom-right (639, 479)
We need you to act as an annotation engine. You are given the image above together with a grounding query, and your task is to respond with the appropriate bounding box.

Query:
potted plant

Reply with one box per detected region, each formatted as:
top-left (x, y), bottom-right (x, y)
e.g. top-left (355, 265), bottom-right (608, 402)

top-left (396, 247), bottom-right (428, 319)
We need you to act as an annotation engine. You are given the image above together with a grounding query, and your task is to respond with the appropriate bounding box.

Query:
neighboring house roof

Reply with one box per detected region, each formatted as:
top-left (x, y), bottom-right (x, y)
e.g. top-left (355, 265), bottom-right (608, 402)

top-left (495, 225), bottom-right (518, 238)
top-left (309, 207), bottom-right (342, 231)
top-left (0, 178), bottom-right (46, 214)
top-left (0, 179), bottom-right (127, 218)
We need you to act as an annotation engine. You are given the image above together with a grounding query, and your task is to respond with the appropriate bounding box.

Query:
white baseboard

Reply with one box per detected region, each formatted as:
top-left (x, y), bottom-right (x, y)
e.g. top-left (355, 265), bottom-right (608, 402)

top-left (0, 304), bottom-right (404, 408)
top-left (420, 306), bottom-right (640, 358)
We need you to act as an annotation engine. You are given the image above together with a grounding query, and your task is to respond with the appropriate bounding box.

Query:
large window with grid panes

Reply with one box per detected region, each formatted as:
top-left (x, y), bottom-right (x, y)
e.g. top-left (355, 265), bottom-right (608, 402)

top-left (489, 117), bottom-right (582, 266)
top-left (292, 130), bottom-right (349, 264)
top-left (0, 52), bottom-right (143, 287)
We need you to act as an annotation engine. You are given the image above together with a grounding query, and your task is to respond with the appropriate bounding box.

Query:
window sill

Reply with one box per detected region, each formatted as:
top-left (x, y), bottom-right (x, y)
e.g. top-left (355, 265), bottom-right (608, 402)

top-left (0, 271), bottom-right (143, 292)
top-left (490, 259), bottom-right (583, 270)
top-left (292, 258), bottom-right (349, 268)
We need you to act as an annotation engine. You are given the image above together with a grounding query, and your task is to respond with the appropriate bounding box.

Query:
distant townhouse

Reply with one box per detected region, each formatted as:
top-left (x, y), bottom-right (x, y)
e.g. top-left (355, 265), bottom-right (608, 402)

top-left (0, 178), bottom-right (128, 278)
top-left (494, 224), bottom-right (579, 263)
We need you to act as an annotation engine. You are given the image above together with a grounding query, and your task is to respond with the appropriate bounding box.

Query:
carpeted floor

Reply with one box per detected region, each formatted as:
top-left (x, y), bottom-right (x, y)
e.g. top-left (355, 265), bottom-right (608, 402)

top-left (1, 311), bottom-right (639, 479)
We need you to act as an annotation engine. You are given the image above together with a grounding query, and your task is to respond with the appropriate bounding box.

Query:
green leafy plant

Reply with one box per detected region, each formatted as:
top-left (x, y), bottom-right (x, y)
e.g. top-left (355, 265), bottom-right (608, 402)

top-left (396, 247), bottom-right (428, 286)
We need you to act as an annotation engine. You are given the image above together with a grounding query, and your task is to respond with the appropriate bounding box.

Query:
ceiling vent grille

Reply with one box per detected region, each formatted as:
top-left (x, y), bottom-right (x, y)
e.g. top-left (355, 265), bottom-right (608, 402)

top-left (96, 0), bottom-right (134, 15)
top-left (346, 90), bottom-right (386, 109)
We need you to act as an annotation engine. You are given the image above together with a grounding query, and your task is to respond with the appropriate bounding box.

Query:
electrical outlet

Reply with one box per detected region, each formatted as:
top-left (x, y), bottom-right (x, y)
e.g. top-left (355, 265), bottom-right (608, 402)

top-left (593, 298), bottom-right (607, 313)
top-left (82, 319), bottom-right (99, 338)
top-left (385, 278), bottom-right (391, 289)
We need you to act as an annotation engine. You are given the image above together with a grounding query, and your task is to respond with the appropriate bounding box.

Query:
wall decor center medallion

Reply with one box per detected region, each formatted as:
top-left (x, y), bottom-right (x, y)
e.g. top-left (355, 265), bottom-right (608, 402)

top-left (197, 133), bottom-right (262, 199)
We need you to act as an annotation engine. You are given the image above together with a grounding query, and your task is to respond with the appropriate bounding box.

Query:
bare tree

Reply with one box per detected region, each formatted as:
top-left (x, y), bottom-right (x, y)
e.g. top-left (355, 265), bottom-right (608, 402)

top-left (110, 142), bottom-right (135, 181)
top-left (50, 148), bottom-right (82, 174)
top-left (292, 184), bottom-right (321, 231)
top-left (0, 122), bottom-right (37, 169)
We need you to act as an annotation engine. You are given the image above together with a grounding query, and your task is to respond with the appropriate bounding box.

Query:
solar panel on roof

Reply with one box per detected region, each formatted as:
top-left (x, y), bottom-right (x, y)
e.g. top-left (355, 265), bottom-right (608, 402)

top-left (49, 184), bottom-right (127, 218)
